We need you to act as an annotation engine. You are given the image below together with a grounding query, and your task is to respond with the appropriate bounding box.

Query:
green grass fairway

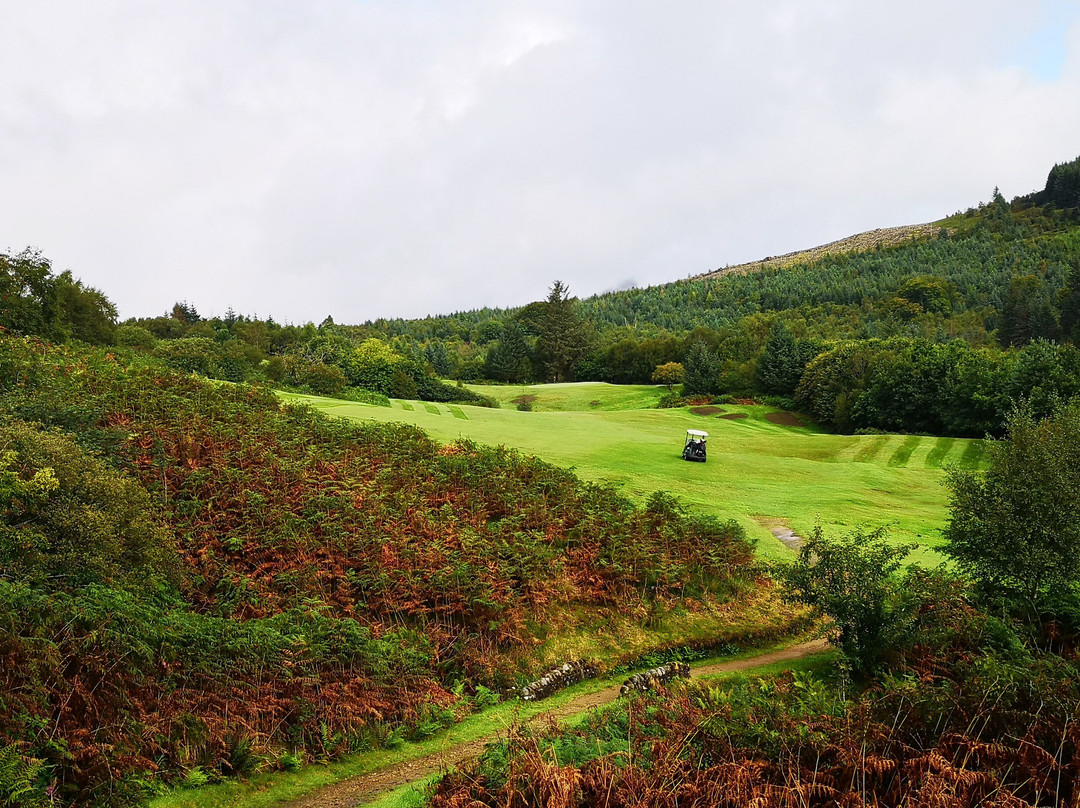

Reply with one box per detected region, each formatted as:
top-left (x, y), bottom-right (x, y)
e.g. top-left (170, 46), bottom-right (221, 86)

top-left (280, 385), bottom-right (988, 565)
top-left (465, 381), bottom-right (667, 411)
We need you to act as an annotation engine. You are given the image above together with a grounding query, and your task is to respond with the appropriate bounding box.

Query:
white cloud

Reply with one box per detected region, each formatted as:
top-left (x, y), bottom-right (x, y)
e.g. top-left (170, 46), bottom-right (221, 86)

top-left (1, 1), bottom-right (1078, 323)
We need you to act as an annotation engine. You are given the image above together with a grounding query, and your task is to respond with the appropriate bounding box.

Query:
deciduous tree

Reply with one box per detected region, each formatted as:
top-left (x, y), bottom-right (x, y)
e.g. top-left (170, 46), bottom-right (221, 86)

top-left (778, 526), bottom-right (912, 675)
top-left (945, 400), bottom-right (1080, 604)
top-left (651, 361), bottom-right (684, 391)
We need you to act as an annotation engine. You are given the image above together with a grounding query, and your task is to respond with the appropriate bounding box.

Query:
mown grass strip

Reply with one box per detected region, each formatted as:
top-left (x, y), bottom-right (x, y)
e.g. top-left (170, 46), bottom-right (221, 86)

top-left (448, 406), bottom-right (468, 421)
top-left (423, 403), bottom-right (441, 415)
top-left (854, 434), bottom-right (890, 463)
top-left (958, 439), bottom-right (988, 469)
top-left (887, 436), bottom-right (922, 467)
top-left (366, 776), bottom-right (438, 808)
top-left (924, 437), bottom-right (956, 468)
top-left (397, 401), bottom-right (415, 412)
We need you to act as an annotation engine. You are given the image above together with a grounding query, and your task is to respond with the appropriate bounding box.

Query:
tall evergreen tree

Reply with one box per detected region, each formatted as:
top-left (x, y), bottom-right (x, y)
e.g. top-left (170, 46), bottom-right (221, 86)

top-left (756, 323), bottom-right (803, 395)
top-left (999, 274), bottom-right (1059, 347)
top-left (535, 281), bottom-right (591, 382)
top-left (682, 342), bottom-right (722, 396)
top-left (484, 322), bottom-right (532, 383)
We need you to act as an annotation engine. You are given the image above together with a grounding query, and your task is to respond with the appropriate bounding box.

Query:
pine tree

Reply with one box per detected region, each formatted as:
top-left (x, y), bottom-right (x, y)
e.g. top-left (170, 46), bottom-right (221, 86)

top-left (682, 342), bottom-right (721, 396)
top-left (484, 323), bottom-right (532, 382)
top-left (535, 281), bottom-right (591, 382)
top-left (756, 323), bottom-right (802, 395)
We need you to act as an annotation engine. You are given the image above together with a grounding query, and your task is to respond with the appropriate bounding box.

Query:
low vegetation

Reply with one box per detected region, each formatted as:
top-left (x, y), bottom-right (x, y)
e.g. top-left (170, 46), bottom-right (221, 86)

top-left (0, 336), bottom-right (774, 806)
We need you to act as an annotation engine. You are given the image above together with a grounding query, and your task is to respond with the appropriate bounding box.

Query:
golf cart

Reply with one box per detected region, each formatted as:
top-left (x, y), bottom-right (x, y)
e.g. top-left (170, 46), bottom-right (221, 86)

top-left (682, 429), bottom-right (708, 462)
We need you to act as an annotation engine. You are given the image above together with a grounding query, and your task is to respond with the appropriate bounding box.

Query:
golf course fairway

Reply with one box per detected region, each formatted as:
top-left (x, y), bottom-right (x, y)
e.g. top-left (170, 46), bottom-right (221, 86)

top-left (281, 383), bottom-right (988, 564)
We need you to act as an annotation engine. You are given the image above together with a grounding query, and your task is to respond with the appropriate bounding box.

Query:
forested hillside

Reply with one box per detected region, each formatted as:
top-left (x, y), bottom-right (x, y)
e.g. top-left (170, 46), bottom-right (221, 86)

top-left (7, 156), bottom-right (1069, 440)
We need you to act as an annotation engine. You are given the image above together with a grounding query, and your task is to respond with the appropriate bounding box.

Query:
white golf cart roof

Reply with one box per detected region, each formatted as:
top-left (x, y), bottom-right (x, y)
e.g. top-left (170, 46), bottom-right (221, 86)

top-left (686, 429), bottom-right (709, 438)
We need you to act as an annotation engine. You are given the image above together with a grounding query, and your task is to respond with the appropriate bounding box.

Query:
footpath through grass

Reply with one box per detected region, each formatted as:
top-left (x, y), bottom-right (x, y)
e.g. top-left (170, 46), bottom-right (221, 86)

top-left (281, 384), bottom-right (988, 564)
top-left (150, 636), bottom-right (831, 808)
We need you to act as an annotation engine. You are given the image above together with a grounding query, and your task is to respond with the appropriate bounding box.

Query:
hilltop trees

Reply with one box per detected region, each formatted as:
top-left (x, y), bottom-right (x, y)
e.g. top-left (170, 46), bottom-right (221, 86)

top-left (1043, 154), bottom-right (1080, 209)
top-left (0, 250), bottom-right (116, 344)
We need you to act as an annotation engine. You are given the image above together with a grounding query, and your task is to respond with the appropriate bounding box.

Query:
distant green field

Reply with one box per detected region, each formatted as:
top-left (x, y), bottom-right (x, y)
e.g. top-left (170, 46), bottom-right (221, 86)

top-left (465, 382), bottom-right (667, 411)
top-left (280, 384), bottom-right (988, 565)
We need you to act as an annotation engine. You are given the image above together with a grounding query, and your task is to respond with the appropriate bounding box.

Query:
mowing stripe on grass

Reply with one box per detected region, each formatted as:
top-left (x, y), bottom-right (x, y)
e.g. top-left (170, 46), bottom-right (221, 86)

top-left (448, 406), bottom-right (468, 420)
top-left (958, 439), bottom-right (988, 469)
top-left (854, 434), bottom-right (890, 463)
top-left (924, 437), bottom-right (956, 468)
top-left (423, 403), bottom-right (441, 415)
top-left (888, 436), bottom-right (922, 467)
top-left (397, 401), bottom-right (415, 412)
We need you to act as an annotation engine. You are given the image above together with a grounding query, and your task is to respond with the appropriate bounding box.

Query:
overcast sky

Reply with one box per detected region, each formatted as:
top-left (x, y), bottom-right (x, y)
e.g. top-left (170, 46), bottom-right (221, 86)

top-left (3, 2), bottom-right (1080, 324)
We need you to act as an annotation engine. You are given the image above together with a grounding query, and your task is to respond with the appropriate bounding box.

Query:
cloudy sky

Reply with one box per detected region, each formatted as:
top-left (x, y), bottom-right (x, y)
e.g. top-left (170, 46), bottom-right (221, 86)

top-left (3, 2), bottom-right (1079, 324)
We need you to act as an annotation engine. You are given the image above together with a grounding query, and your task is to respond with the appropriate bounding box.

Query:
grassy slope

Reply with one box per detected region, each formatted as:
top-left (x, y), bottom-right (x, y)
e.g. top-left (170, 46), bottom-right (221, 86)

top-left (282, 385), bottom-right (987, 566)
top-left (464, 382), bottom-right (666, 411)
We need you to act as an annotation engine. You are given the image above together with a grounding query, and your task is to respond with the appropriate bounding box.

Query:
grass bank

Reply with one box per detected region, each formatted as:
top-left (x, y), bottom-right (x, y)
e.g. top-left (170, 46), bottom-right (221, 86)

top-left (281, 385), bottom-right (987, 565)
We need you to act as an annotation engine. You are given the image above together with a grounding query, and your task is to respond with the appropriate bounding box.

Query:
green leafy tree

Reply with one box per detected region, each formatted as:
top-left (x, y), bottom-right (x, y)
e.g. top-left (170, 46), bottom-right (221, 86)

top-left (0, 249), bottom-right (58, 338)
top-left (535, 281), bottom-right (591, 382)
top-left (53, 272), bottom-right (117, 344)
top-left (651, 361), bottom-right (684, 391)
top-left (851, 340), bottom-right (954, 434)
top-left (1007, 338), bottom-right (1080, 420)
top-left (945, 400), bottom-right (1080, 604)
top-left (777, 526), bottom-right (913, 675)
top-left (794, 341), bottom-right (878, 431)
top-left (0, 420), bottom-right (177, 593)
top-left (895, 275), bottom-right (954, 315)
top-left (352, 338), bottom-right (403, 394)
top-left (282, 355), bottom-right (346, 396)
top-left (114, 324), bottom-right (157, 352)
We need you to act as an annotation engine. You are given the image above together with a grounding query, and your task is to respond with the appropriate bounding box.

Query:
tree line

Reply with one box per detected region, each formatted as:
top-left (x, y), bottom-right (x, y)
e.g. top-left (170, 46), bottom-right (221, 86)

top-left (4, 155), bottom-right (1080, 438)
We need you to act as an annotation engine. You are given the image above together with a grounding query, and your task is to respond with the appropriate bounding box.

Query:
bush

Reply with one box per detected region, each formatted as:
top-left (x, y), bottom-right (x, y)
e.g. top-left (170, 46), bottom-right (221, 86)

top-left (776, 525), bottom-right (913, 676)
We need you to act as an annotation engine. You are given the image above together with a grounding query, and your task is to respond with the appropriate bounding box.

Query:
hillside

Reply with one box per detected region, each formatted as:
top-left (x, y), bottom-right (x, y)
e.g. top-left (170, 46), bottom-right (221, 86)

top-left (693, 222), bottom-right (944, 280)
top-left (286, 388), bottom-right (988, 566)
top-left (0, 335), bottom-right (797, 806)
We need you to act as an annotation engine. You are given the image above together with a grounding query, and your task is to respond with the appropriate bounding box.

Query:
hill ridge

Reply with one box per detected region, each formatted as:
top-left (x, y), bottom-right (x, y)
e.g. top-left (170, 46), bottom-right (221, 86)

top-left (694, 221), bottom-right (943, 281)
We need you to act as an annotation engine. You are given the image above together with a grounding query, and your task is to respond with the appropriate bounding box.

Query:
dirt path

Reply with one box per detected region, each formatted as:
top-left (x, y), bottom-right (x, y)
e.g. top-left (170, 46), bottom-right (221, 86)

top-left (282, 639), bottom-right (829, 808)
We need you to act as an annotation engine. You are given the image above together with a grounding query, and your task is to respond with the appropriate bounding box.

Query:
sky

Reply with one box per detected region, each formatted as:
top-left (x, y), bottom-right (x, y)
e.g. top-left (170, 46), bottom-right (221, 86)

top-left (2, 2), bottom-right (1080, 325)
